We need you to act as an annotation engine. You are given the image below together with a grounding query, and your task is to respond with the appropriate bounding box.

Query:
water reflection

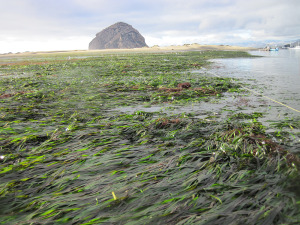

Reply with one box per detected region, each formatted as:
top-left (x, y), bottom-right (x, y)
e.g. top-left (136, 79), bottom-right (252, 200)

top-left (209, 49), bottom-right (300, 111)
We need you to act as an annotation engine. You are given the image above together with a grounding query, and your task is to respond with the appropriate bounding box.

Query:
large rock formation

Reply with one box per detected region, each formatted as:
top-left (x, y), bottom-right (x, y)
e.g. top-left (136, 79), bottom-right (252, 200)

top-left (89, 22), bottom-right (148, 50)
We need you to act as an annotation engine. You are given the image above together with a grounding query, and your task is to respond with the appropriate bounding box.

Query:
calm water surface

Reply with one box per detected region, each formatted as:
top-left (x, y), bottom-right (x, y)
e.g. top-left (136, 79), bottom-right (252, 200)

top-left (210, 49), bottom-right (300, 114)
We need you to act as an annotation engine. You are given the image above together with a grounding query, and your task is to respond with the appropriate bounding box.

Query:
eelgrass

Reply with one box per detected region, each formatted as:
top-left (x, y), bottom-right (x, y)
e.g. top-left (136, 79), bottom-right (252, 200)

top-left (0, 51), bottom-right (299, 224)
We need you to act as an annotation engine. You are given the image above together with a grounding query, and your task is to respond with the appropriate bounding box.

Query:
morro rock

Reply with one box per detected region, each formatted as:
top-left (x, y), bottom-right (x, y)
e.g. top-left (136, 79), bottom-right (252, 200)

top-left (89, 22), bottom-right (148, 50)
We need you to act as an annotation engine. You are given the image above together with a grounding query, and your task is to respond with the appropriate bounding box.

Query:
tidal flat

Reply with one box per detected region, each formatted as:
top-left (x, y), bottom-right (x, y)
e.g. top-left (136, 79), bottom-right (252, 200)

top-left (0, 50), bottom-right (299, 224)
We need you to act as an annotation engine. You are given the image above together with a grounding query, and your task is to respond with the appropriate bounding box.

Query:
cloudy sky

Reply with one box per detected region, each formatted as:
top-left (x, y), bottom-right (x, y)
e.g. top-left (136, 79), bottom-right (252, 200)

top-left (0, 0), bottom-right (299, 53)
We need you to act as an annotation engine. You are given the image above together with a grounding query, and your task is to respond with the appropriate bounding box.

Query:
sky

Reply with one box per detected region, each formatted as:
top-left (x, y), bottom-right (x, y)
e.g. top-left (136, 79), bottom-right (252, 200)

top-left (0, 0), bottom-right (299, 53)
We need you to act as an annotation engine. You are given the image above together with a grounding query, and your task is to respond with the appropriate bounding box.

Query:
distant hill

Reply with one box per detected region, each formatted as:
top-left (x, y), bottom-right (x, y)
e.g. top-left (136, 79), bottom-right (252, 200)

top-left (264, 39), bottom-right (300, 48)
top-left (224, 39), bottom-right (300, 48)
top-left (89, 22), bottom-right (148, 50)
top-left (283, 39), bottom-right (300, 48)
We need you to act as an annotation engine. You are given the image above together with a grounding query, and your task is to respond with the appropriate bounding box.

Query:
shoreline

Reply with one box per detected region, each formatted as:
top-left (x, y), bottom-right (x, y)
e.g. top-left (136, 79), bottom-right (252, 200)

top-left (0, 44), bottom-right (257, 58)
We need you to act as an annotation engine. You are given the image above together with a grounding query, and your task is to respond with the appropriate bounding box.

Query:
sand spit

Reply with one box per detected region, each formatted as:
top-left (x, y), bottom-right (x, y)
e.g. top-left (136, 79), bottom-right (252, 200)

top-left (0, 44), bottom-right (256, 58)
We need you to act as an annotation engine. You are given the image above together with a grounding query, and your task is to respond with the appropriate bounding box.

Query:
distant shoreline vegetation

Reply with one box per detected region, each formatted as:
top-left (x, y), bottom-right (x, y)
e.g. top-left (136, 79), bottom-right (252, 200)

top-left (0, 43), bottom-right (256, 56)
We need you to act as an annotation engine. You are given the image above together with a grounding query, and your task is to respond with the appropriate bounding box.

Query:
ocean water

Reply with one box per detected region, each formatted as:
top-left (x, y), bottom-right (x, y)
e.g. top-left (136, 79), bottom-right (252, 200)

top-left (209, 49), bottom-right (300, 116)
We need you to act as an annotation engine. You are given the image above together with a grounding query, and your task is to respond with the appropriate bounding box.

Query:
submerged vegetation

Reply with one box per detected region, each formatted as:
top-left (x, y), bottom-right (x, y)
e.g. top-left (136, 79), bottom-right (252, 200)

top-left (0, 51), bottom-right (299, 224)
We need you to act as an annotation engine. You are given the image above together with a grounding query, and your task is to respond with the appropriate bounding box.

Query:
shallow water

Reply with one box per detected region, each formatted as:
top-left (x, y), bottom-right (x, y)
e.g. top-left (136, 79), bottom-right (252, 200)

top-left (206, 50), bottom-right (300, 145)
top-left (117, 50), bottom-right (300, 146)
top-left (118, 50), bottom-right (300, 118)
top-left (209, 50), bottom-right (300, 113)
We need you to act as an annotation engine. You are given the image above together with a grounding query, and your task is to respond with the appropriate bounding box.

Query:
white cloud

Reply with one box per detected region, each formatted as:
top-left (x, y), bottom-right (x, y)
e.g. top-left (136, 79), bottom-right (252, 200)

top-left (145, 0), bottom-right (300, 46)
top-left (0, 0), bottom-right (299, 53)
top-left (0, 35), bottom-right (90, 53)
